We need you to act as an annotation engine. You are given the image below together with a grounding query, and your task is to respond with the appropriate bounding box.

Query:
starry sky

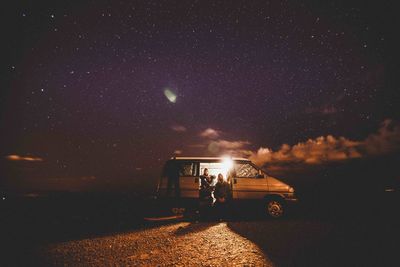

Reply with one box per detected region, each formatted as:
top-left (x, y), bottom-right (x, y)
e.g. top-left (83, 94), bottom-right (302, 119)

top-left (1, 0), bottom-right (399, 192)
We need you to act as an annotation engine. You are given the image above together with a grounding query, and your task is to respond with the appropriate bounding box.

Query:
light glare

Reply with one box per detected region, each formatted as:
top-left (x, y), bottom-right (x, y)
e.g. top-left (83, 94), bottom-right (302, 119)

top-left (221, 157), bottom-right (233, 180)
top-left (164, 88), bottom-right (177, 103)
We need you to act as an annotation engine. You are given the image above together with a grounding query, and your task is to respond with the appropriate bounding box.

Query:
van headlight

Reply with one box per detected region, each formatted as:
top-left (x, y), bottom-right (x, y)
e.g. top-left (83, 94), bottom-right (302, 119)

top-left (288, 187), bottom-right (295, 193)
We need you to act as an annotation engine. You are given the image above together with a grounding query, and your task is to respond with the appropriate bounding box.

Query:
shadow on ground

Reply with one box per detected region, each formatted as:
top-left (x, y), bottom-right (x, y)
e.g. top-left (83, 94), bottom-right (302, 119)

top-left (174, 222), bottom-right (218, 236)
top-left (228, 217), bottom-right (399, 267)
top-left (1, 192), bottom-right (399, 266)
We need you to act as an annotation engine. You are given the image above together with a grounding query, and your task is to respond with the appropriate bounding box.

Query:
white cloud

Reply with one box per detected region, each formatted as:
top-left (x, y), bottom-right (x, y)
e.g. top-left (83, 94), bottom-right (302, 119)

top-left (249, 119), bottom-right (400, 166)
top-left (200, 128), bottom-right (221, 139)
top-left (207, 139), bottom-right (251, 156)
top-left (214, 139), bottom-right (251, 150)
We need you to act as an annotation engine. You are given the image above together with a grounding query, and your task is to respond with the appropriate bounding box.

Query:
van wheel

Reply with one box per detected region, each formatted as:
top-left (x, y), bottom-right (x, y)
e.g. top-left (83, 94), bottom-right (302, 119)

top-left (266, 199), bottom-right (284, 218)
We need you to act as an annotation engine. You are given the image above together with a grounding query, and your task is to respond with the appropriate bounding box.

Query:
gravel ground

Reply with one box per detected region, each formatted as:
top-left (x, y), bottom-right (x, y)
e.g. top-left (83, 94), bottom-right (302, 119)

top-left (1, 194), bottom-right (398, 266)
top-left (40, 222), bottom-right (273, 266)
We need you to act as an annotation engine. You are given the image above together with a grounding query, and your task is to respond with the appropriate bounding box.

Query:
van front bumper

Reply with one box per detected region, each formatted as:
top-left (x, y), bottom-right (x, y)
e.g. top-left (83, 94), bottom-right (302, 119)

top-left (284, 196), bottom-right (299, 206)
top-left (283, 192), bottom-right (298, 203)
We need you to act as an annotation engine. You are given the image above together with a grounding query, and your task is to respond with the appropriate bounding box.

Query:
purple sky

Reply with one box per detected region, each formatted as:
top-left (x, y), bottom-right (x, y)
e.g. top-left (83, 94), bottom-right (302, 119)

top-left (1, 0), bottom-right (398, 192)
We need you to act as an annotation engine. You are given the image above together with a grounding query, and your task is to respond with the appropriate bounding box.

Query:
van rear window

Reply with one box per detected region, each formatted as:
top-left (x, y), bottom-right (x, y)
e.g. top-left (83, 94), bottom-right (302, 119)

top-left (179, 162), bottom-right (197, 176)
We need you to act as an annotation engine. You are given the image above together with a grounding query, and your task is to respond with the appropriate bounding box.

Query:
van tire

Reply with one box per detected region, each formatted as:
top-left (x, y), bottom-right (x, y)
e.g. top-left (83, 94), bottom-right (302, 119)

top-left (265, 197), bottom-right (285, 218)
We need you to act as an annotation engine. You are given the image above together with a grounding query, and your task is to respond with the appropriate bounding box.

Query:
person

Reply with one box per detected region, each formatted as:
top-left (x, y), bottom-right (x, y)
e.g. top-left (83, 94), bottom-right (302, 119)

top-left (198, 168), bottom-right (216, 220)
top-left (199, 168), bottom-right (215, 203)
top-left (226, 170), bottom-right (234, 200)
top-left (214, 173), bottom-right (232, 220)
top-left (214, 173), bottom-right (231, 203)
top-left (164, 160), bottom-right (180, 198)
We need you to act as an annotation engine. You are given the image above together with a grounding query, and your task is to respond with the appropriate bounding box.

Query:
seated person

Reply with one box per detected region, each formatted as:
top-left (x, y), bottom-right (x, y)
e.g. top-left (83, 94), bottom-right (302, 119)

top-left (214, 173), bottom-right (232, 204)
top-left (199, 168), bottom-right (215, 202)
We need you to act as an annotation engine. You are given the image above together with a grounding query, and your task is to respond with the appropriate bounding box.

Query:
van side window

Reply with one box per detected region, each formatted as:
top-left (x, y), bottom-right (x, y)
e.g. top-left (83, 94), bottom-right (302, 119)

top-left (235, 163), bottom-right (259, 178)
top-left (179, 162), bottom-right (198, 176)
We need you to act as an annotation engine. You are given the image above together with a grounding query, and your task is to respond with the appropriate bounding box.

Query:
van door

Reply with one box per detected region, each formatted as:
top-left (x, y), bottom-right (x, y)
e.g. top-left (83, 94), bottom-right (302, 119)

top-left (178, 161), bottom-right (200, 198)
top-left (232, 162), bottom-right (268, 199)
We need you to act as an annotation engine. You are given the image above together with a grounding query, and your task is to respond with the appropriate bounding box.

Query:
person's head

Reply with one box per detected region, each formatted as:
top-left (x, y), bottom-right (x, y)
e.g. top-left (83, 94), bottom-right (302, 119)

top-left (218, 173), bottom-right (224, 183)
top-left (203, 168), bottom-right (209, 176)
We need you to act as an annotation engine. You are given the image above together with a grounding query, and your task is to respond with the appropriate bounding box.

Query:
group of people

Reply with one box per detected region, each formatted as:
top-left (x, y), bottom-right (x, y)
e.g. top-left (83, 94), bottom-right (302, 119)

top-left (163, 162), bottom-right (232, 219)
top-left (199, 168), bottom-right (232, 218)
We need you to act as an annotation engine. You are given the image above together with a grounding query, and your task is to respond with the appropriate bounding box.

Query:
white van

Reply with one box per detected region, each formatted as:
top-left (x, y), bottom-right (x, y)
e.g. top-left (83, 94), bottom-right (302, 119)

top-left (157, 157), bottom-right (297, 218)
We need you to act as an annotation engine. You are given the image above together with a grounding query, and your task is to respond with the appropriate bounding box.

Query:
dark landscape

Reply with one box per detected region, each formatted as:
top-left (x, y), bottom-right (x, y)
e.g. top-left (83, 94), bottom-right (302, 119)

top-left (1, 155), bottom-right (399, 266)
top-left (1, 192), bottom-right (398, 266)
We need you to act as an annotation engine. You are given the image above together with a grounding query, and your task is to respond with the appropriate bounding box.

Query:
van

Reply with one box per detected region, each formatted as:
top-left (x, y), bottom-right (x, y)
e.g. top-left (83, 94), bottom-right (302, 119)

top-left (157, 157), bottom-right (297, 218)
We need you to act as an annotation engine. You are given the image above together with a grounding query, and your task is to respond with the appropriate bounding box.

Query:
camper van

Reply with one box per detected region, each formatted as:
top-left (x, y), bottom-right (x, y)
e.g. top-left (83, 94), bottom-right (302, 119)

top-left (157, 157), bottom-right (297, 218)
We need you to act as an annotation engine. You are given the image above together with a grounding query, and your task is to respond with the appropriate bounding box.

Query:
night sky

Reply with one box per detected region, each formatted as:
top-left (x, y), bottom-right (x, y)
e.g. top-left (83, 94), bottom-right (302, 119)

top-left (1, 1), bottom-right (399, 192)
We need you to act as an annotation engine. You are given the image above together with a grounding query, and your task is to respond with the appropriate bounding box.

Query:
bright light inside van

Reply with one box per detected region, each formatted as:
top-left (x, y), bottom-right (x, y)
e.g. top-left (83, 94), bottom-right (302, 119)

top-left (221, 157), bottom-right (233, 180)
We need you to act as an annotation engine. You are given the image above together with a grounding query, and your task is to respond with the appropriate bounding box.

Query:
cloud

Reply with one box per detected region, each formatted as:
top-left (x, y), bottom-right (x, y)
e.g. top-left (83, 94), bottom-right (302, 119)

top-left (188, 144), bottom-right (206, 148)
top-left (249, 136), bottom-right (362, 166)
top-left (213, 139), bottom-right (251, 150)
top-left (200, 128), bottom-right (221, 139)
top-left (249, 119), bottom-right (400, 166)
top-left (363, 119), bottom-right (400, 156)
top-left (208, 139), bottom-right (251, 156)
top-left (170, 125), bottom-right (187, 132)
top-left (5, 154), bottom-right (43, 162)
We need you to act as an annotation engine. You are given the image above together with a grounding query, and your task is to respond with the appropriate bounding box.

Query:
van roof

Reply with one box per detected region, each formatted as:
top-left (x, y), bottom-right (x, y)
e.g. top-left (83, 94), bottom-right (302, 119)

top-left (171, 156), bottom-right (250, 161)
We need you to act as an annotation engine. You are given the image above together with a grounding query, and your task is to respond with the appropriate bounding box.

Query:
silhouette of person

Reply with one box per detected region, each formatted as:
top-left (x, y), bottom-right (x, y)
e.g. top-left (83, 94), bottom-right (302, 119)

top-left (199, 168), bottom-right (215, 202)
top-left (164, 160), bottom-right (180, 198)
top-left (214, 173), bottom-right (231, 203)
top-left (214, 173), bottom-right (232, 220)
